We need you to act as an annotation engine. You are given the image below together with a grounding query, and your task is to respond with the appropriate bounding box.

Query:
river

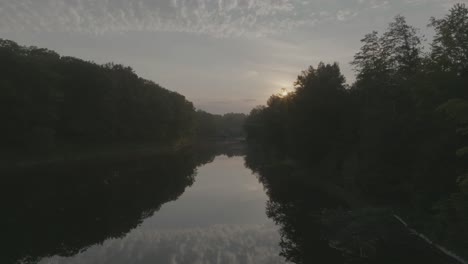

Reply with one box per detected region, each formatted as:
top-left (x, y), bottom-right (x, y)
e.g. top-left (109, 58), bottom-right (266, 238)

top-left (2, 144), bottom-right (463, 264)
top-left (2, 147), bottom-right (285, 264)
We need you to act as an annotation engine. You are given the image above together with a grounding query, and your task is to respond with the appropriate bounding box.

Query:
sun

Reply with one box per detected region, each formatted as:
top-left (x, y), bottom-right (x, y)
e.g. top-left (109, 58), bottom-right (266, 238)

top-left (279, 88), bottom-right (290, 97)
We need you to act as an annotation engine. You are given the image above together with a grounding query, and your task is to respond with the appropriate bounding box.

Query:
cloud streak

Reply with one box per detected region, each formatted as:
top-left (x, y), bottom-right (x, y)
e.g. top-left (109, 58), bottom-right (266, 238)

top-left (1, 0), bottom-right (466, 38)
top-left (0, 0), bottom-right (318, 37)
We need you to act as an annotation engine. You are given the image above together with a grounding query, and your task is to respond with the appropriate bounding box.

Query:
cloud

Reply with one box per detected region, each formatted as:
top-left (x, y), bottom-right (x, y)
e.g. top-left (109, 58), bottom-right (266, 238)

top-left (336, 9), bottom-right (358, 21)
top-left (0, 0), bottom-right (318, 37)
top-left (246, 70), bottom-right (259, 77)
top-left (1, 0), bottom-right (464, 38)
top-left (356, 0), bottom-right (390, 9)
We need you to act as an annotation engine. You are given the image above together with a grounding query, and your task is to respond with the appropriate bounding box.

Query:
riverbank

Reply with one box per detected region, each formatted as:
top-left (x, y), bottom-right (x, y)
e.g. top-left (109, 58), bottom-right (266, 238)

top-left (0, 141), bottom-right (190, 170)
top-left (292, 163), bottom-right (467, 264)
top-left (0, 138), bottom-right (248, 170)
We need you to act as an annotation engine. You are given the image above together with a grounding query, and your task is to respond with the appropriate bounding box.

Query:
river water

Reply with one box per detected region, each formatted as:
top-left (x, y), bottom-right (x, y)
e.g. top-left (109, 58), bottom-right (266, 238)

top-left (3, 148), bottom-right (285, 264)
top-left (3, 145), bottom-right (462, 264)
top-left (40, 155), bottom-right (284, 264)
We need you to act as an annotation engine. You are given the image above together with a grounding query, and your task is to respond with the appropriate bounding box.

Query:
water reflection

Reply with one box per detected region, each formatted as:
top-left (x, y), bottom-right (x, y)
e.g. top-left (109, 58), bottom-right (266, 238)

top-left (2, 143), bottom-right (284, 264)
top-left (244, 144), bottom-right (462, 264)
top-left (41, 224), bottom-right (282, 264)
top-left (141, 155), bottom-right (271, 229)
top-left (2, 149), bottom-right (201, 264)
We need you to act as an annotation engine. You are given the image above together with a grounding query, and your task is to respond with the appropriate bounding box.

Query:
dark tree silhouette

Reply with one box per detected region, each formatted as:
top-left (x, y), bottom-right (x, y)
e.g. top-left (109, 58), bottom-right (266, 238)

top-left (0, 40), bottom-right (248, 157)
top-left (244, 4), bottom-right (468, 261)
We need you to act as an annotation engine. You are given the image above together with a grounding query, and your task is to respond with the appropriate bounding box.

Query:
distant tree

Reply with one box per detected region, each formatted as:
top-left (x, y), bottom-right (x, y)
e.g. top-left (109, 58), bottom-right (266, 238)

top-left (195, 110), bottom-right (246, 140)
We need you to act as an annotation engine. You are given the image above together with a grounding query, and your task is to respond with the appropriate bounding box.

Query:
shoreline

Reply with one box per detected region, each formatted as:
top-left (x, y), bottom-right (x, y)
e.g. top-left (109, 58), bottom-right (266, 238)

top-left (0, 139), bottom-right (247, 170)
top-left (0, 142), bottom-right (188, 170)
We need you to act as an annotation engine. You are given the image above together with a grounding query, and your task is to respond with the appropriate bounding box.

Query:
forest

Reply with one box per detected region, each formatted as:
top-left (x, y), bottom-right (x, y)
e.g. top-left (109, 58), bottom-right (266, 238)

top-left (244, 4), bottom-right (468, 262)
top-left (0, 39), bottom-right (245, 158)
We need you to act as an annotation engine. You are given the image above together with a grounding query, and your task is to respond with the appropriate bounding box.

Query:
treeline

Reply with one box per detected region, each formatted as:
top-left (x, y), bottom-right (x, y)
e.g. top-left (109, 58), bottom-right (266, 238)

top-left (195, 110), bottom-right (246, 140)
top-left (245, 3), bottom-right (468, 256)
top-left (0, 39), bottom-right (245, 154)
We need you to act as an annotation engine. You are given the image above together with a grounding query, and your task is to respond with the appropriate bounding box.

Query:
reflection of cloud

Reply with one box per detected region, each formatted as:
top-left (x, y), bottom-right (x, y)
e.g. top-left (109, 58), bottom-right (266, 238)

top-left (40, 224), bottom-right (285, 264)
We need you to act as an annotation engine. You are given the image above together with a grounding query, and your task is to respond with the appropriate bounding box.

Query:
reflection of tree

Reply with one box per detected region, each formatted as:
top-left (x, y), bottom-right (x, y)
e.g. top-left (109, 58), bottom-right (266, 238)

top-left (245, 144), bottom-right (462, 264)
top-left (1, 145), bottom-right (230, 264)
top-left (245, 144), bottom-right (345, 264)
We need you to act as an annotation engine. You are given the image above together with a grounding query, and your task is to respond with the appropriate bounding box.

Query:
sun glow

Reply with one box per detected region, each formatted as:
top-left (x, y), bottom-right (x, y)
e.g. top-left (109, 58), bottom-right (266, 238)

top-left (279, 88), bottom-right (290, 97)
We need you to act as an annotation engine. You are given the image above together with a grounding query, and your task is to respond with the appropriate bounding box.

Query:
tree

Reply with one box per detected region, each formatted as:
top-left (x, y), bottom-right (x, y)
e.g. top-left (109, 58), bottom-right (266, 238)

top-left (352, 31), bottom-right (389, 83)
top-left (430, 4), bottom-right (468, 75)
top-left (382, 15), bottom-right (423, 78)
top-left (437, 98), bottom-right (468, 179)
top-left (352, 15), bottom-right (423, 83)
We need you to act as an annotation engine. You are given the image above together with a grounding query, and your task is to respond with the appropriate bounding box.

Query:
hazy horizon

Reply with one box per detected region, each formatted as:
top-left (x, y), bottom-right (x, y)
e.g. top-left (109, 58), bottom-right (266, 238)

top-left (1, 0), bottom-right (466, 114)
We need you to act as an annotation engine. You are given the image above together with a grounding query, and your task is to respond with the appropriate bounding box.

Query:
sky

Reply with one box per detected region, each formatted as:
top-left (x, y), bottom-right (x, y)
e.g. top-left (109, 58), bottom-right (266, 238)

top-left (1, 0), bottom-right (467, 114)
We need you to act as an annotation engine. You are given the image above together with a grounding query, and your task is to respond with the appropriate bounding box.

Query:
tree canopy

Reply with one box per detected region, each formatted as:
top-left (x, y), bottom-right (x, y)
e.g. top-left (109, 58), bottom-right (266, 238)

top-left (244, 4), bottom-right (468, 260)
top-left (0, 39), bottom-right (246, 155)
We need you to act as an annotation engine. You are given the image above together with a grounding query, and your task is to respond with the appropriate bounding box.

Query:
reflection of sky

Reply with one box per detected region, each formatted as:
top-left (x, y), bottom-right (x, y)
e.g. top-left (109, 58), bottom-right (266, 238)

top-left (142, 155), bottom-right (270, 228)
top-left (39, 155), bottom-right (285, 264)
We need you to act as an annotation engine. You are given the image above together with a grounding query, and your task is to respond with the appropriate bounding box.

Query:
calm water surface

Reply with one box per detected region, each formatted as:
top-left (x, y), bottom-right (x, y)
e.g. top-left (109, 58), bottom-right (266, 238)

top-left (4, 146), bottom-right (462, 264)
top-left (37, 155), bottom-right (285, 264)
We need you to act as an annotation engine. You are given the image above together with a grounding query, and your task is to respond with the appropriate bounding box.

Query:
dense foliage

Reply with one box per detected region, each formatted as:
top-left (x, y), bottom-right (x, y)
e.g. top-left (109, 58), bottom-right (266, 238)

top-left (195, 110), bottom-right (247, 139)
top-left (245, 3), bottom-right (468, 260)
top-left (0, 39), bottom-right (247, 154)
